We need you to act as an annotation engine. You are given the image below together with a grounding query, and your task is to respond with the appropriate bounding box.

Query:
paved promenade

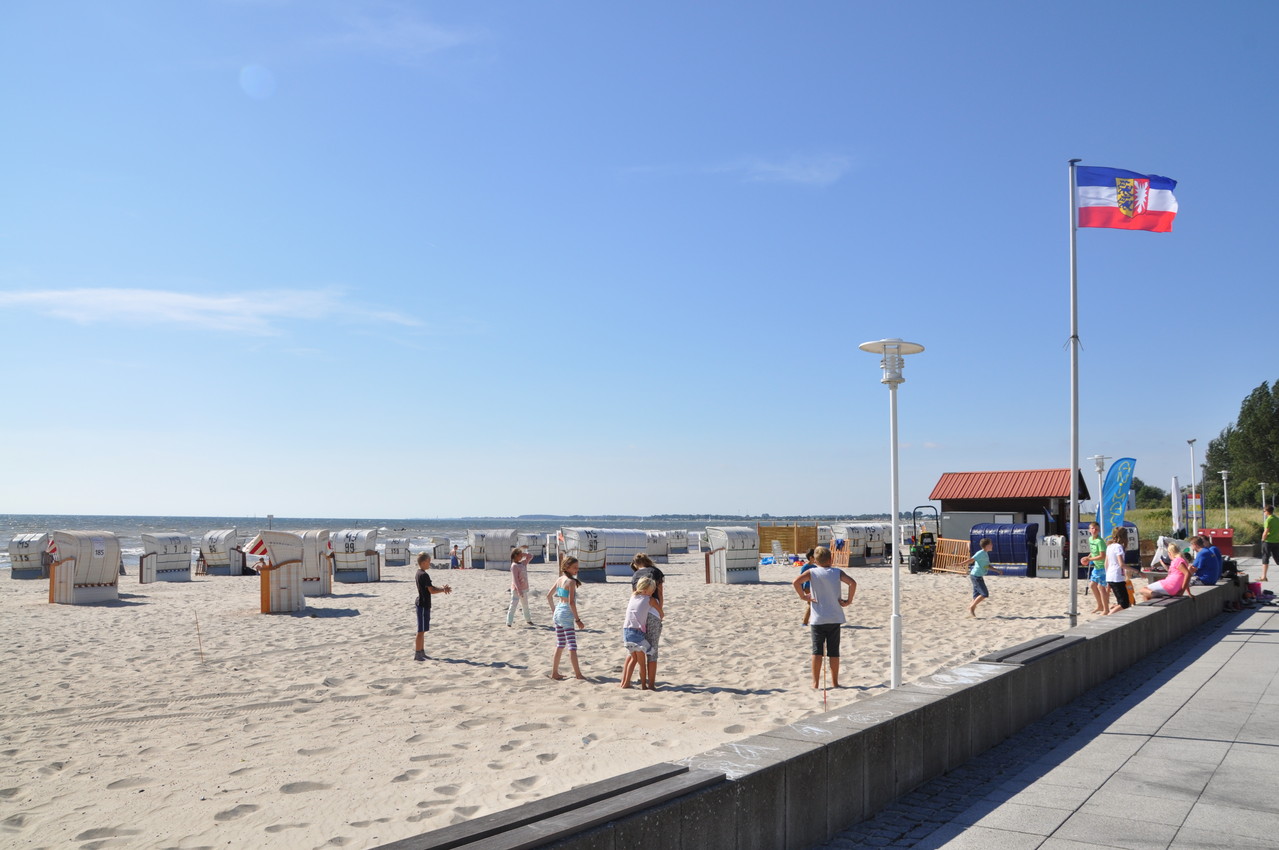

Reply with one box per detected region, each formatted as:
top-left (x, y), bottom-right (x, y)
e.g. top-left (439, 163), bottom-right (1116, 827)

top-left (821, 570), bottom-right (1278, 850)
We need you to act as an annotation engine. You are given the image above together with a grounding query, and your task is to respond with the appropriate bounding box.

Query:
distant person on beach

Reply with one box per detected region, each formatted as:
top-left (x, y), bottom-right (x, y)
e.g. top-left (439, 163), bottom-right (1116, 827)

top-left (1082, 522), bottom-right (1109, 614)
top-left (962, 537), bottom-right (1001, 617)
top-left (414, 553), bottom-right (452, 662)
top-left (799, 548), bottom-right (816, 626)
top-left (1262, 506), bottom-right (1279, 582)
top-left (1139, 542), bottom-right (1191, 601)
top-left (624, 554), bottom-right (665, 689)
top-left (546, 556), bottom-right (586, 681)
top-left (792, 546), bottom-right (856, 689)
top-left (506, 547), bottom-right (535, 627)
top-left (450, 544), bottom-right (461, 570)
top-left (1106, 527), bottom-right (1132, 611)
top-left (620, 577), bottom-right (661, 690)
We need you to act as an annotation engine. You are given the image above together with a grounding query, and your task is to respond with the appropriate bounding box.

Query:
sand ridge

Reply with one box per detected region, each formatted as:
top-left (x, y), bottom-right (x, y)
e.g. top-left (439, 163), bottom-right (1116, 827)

top-left (0, 553), bottom-right (1103, 848)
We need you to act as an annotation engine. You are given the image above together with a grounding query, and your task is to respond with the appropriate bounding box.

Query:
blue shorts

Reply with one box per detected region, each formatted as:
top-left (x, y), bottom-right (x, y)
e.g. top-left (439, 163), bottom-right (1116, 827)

top-left (970, 576), bottom-right (989, 598)
top-left (1090, 567), bottom-right (1106, 584)
top-left (623, 627), bottom-right (652, 657)
top-left (415, 601), bottom-right (431, 633)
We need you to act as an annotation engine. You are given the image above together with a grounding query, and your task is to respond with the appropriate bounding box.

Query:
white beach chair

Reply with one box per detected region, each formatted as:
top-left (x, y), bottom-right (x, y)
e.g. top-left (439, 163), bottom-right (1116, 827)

top-left (48, 531), bottom-right (121, 604)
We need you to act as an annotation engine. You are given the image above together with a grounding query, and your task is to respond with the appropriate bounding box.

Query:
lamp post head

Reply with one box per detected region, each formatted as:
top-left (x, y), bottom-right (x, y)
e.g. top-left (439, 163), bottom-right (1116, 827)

top-left (1187, 438), bottom-right (1197, 447)
top-left (1220, 470), bottom-right (1230, 481)
top-left (859, 338), bottom-right (925, 386)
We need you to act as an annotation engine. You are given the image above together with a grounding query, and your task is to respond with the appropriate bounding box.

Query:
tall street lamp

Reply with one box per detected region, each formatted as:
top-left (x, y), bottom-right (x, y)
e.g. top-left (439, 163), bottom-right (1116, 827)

top-left (1187, 439), bottom-right (1198, 535)
top-left (859, 337), bottom-right (925, 690)
top-left (1220, 470), bottom-right (1230, 527)
top-left (1261, 482), bottom-right (1269, 511)
top-left (1088, 454), bottom-right (1110, 535)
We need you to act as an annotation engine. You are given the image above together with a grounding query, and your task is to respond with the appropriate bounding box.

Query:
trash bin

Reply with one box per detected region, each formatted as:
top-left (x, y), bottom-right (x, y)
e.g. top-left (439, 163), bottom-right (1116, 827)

top-left (1200, 528), bottom-right (1234, 556)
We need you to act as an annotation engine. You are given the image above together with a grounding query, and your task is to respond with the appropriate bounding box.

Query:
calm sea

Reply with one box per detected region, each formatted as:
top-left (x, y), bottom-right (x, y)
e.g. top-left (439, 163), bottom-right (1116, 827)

top-left (0, 514), bottom-right (779, 568)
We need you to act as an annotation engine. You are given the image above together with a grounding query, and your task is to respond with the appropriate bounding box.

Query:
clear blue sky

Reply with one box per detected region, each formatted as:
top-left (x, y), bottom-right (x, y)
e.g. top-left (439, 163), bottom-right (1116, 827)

top-left (2, 1), bottom-right (1273, 518)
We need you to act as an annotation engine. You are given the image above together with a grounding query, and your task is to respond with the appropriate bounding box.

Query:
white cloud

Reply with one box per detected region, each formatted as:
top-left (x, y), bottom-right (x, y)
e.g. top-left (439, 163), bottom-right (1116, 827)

top-left (714, 154), bottom-right (853, 187)
top-left (316, 5), bottom-right (483, 64)
top-left (0, 287), bottom-right (421, 336)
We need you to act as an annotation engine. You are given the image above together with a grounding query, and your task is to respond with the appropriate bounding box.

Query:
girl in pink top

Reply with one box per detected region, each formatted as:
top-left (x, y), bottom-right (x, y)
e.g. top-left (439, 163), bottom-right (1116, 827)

top-left (506, 548), bottom-right (534, 626)
top-left (1139, 542), bottom-right (1192, 601)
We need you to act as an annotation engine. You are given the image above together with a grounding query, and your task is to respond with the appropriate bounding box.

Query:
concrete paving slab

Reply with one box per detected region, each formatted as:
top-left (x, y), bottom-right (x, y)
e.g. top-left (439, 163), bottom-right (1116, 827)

top-left (1133, 735), bottom-right (1230, 765)
top-left (1038, 839), bottom-right (1124, 850)
top-left (914, 824), bottom-right (1047, 850)
top-left (1077, 789), bottom-right (1193, 827)
top-left (1168, 826), bottom-right (1279, 849)
top-left (990, 783), bottom-right (1096, 812)
top-left (1053, 811), bottom-right (1178, 850)
top-left (962, 801), bottom-right (1073, 836)
top-left (1181, 800), bottom-right (1279, 842)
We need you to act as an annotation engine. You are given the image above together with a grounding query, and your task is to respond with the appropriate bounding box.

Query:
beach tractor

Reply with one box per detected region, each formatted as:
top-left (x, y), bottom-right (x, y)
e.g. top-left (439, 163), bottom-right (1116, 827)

top-left (908, 505), bottom-right (940, 573)
top-left (909, 533), bottom-right (936, 573)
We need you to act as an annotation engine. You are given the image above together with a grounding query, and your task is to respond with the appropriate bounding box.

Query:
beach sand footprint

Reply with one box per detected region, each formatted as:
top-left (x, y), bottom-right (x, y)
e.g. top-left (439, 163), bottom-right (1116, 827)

top-left (106, 777), bottom-right (150, 790)
top-left (511, 722), bottom-right (548, 733)
top-left (535, 753), bottom-right (557, 764)
top-left (391, 770), bottom-right (422, 783)
top-left (0, 787), bottom-right (22, 799)
top-left (510, 776), bottom-right (539, 790)
top-left (281, 782), bottom-right (330, 794)
top-left (433, 785), bottom-right (459, 796)
top-left (723, 724), bottom-right (745, 734)
top-left (214, 804), bottom-right (260, 821)
top-left (74, 826), bottom-right (141, 841)
top-left (265, 822), bottom-right (309, 834)
top-left (297, 746), bottom-right (335, 757)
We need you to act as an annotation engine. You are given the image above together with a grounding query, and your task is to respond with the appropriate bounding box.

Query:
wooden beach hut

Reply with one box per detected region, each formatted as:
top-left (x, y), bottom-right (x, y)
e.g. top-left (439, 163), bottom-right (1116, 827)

top-left (139, 533), bottom-right (192, 583)
top-left (645, 531), bottom-right (669, 563)
top-left (516, 532), bottom-right (547, 563)
top-left (466, 530), bottom-right (490, 569)
top-left (8, 532), bottom-right (51, 579)
top-left (558, 527), bottom-right (607, 583)
top-left (429, 537), bottom-right (451, 561)
top-left (289, 529), bottom-right (333, 594)
top-left (603, 529), bottom-right (649, 577)
top-left (704, 526), bottom-right (760, 584)
top-left (383, 537), bottom-right (412, 567)
top-left (331, 529), bottom-right (379, 583)
top-left (478, 529), bottom-right (518, 572)
top-left (48, 530), bottom-right (121, 604)
top-left (829, 523), bottom-right (868, 567)
top-left (200, 529), bottom-right (247, 576)
top-left (245, 532), bottom-right (306, 613)
top-left (667, 529), bottom-right (689, 554)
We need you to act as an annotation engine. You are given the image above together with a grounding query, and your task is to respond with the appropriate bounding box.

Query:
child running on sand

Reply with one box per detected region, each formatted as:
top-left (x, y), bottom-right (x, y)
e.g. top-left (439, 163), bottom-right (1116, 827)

top-left (546, 556), bottom-right (586, 681)
top-left (792, 546), bottom-right (856, 689)
top-left (414, 553), bottom-right (452, 661)
top-left (620, 577), bottom-right (661, 690)
top-left (962, 537), bottom-right (1000, 617)
top-left (506, 547), bottom-right (534, 627)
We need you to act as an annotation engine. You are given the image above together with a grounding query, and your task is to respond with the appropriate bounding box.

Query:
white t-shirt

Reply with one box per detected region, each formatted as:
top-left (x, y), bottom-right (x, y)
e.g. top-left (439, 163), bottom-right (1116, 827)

top-left (1105, 543), bottom-right (1126, 583)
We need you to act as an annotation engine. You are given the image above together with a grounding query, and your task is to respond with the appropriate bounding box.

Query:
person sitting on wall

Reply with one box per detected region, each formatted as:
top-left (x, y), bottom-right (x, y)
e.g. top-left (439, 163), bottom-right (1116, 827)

top-left (1188, 536), bottom-right (1222, 586)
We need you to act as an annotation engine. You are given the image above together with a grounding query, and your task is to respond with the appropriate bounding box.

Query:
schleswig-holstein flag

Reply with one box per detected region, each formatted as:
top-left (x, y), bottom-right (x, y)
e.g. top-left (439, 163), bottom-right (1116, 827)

top-left (1076, 166), bottom-right (1178, 232)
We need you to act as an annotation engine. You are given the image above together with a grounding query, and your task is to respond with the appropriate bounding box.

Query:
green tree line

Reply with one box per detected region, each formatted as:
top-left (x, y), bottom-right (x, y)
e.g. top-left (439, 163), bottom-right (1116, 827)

top-left (1202, 380), bottom-right (1279, 509)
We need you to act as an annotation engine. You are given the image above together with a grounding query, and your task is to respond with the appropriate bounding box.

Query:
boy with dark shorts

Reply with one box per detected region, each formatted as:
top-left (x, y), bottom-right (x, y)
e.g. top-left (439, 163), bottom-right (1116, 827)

top-left (963, 537), bottom-right (1001, 617)
top-left (1262, 506), bottom-right (1278, 583)
top-left (792, 546), bottom-right (857, 689)
top-left (414, 552), bottom-right (452, 661)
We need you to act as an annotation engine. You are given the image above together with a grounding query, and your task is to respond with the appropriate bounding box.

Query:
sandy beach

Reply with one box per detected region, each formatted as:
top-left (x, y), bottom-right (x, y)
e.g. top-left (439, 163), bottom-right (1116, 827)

top-left (0, 554), bottom-right (1106, 849)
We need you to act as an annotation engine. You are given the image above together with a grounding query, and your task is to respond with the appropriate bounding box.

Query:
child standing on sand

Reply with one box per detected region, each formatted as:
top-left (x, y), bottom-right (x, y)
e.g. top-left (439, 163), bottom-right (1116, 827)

top-left (414, 553), bottom-right (452, 661)
top-left (506, 547), bottom-right (535, 627)
top-left (962, 537), bottom-right (1000, 617)
top-left (792, 546), bottom-right (857, 689)
top-left (620, 577), bottom-right (661, 690)
top-left (546, 556), bottom-right (586, 681)
top-left (625, 553), bottom-right (666, 689)
top-left (1081, 522), bottom-right (1109, 614)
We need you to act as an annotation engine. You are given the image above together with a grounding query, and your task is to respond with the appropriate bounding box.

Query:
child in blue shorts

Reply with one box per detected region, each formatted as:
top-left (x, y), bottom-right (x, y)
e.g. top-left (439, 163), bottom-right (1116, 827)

top-left (962, 537), bottom-right (1000, 617)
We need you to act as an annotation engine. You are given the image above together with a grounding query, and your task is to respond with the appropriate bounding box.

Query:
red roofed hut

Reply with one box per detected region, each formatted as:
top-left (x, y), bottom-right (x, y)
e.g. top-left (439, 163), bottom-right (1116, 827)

top-left (929, 469), bottom-right (1091, 541)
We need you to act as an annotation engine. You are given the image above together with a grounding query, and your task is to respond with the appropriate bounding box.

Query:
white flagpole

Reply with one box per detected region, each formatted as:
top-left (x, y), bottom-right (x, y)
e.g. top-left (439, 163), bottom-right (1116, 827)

top-left (1068, 158), bottom-right (1081, 628)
